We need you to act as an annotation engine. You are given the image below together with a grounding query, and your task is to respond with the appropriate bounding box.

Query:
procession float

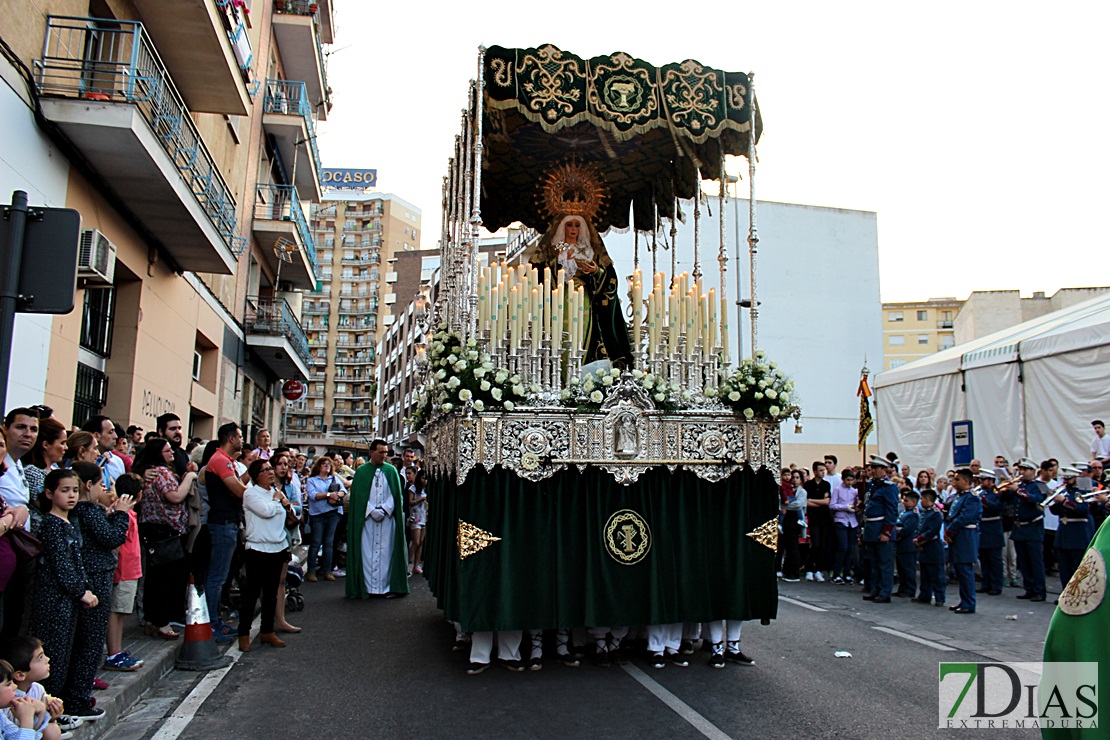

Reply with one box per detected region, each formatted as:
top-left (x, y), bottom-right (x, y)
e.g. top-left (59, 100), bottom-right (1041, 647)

top-left (418, 45), bottom-right (795, 633)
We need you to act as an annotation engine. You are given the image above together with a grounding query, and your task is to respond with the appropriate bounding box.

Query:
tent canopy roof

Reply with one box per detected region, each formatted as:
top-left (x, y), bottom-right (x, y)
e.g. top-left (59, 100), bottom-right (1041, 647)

top-left (479, 45), bottom-right (762, 233)
top-left (874, 292), bottom-right (1110, 388)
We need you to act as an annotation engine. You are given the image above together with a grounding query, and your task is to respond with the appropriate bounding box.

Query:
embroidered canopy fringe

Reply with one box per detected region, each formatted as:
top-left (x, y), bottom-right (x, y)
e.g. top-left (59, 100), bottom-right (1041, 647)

top-left (479, 44), bottom-right (762, 234)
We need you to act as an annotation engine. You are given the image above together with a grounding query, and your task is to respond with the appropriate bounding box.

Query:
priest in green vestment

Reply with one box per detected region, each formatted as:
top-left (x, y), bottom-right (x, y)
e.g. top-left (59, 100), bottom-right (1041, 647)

top-left (345, 439), bottom-right (409, 598)
top-left (1042, 516), bottom-right (1108, 738)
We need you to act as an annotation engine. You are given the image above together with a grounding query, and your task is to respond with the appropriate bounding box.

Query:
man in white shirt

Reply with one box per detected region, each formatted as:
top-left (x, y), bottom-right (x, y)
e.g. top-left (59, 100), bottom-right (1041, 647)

top-left (81, 415), bottom-right (124, 489)
top-left (823, 454), bottom-right (842, 491)
top-left (1092, 420), bottom-right (1110, 465)
top-left (0, 409), bottom-right (36, 650)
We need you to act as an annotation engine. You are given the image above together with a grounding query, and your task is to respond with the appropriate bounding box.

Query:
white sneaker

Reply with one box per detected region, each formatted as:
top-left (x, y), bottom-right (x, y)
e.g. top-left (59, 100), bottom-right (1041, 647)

top-left (805, 572), bottom-right (815, 582)
top-left (815, 572), bottom-right (826, 583)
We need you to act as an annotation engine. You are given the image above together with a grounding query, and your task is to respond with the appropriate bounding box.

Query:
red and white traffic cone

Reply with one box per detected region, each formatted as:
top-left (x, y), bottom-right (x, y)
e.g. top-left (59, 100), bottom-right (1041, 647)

top-left (176, 577), bottom-right (233, 671)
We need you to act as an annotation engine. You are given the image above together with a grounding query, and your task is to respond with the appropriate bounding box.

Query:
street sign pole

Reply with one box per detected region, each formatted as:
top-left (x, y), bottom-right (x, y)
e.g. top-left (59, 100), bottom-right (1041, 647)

top-left (0, 191), bottom-right (30, 408)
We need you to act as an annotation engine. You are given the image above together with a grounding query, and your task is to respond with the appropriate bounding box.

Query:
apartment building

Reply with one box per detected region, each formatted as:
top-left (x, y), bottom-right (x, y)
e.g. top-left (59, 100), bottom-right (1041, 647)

top-left (283, 190), bottom-right (421, 451)
top-left (881, 298), bottom-right (961, 370)
top-left (0, 0), bottom-right (334, 441)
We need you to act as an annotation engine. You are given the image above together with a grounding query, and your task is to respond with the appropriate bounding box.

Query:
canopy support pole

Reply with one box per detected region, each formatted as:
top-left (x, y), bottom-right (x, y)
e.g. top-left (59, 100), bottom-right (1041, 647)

top-left (746, 72), bottom-right (760, 357)
top-left (718, 148), bottom-right (729, 366)
top-left (692, 170), bottom-right (702, 283)
top-left (469, 48), bottom-right (486, 339)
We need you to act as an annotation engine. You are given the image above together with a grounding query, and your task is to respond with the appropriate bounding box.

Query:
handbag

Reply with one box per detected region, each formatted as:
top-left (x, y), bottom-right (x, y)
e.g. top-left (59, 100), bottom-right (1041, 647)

top-left (147, 534), bottom-right (185, 566)
top-left (7, 528), bottom-right (42, 561)
top-left (285, 506), bottom-right (301, 529)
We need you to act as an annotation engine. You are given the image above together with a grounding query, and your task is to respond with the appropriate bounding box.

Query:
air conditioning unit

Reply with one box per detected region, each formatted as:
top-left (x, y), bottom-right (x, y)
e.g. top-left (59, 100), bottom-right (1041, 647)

top-left (78, 229), bottom-right (117, 285)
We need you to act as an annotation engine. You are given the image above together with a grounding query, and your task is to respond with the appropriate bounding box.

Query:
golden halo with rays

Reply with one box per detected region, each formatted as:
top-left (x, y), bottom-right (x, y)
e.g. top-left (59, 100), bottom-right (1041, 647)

top-left (538, 162), bottom-right (608, 223)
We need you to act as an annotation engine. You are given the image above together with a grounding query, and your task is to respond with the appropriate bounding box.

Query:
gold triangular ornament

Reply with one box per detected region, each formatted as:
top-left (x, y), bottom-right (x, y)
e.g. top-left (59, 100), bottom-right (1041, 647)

top-left (746, 519), bottom-right (779, 552)
top-left (457, 519), bottom-right (502, 560)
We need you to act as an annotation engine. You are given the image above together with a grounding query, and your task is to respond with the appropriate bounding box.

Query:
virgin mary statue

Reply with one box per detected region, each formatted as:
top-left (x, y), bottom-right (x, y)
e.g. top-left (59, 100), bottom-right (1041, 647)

top-left (530, 212), bottom-right (633, 369)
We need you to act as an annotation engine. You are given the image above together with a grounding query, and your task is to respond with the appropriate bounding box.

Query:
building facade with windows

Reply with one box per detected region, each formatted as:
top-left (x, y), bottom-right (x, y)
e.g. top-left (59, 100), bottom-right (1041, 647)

top-left (881, 298), bottom-right (962, 371)
top-left (1, 0), bottom-right (335, 443)
top-left (283, 191), bottom-right (421, 452)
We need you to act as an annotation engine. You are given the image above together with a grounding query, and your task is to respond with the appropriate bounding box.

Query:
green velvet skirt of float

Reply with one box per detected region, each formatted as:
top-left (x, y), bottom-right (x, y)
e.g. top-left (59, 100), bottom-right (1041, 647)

top-left (424, 465), bottom-right (780, 633)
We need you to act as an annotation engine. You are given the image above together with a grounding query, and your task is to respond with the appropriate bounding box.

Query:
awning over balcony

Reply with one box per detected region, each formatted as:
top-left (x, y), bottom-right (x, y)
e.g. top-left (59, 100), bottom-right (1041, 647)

top-left (131, 0), bottom-right (251, 115)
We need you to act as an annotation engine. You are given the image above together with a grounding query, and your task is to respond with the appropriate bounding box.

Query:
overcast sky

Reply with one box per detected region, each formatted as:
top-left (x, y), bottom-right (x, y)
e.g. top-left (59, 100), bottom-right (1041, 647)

top-left (316, 1), bottom-right (1109, 303)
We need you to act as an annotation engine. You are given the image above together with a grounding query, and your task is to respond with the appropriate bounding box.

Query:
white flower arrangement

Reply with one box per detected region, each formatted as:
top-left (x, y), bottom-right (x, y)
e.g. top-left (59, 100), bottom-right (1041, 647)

top-left (562, 366), bottom-right (684, 411)
top-left (715, 351), bottom-right (799, 421)
top-left (409, 327), bottom-right (526, 429)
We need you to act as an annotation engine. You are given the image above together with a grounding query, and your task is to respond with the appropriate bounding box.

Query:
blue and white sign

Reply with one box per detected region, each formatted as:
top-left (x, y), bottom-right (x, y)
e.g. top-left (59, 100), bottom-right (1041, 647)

top-left (322, 168), bottom-right (377, 188)
top-left (951, 420), bottom-right (974, 466)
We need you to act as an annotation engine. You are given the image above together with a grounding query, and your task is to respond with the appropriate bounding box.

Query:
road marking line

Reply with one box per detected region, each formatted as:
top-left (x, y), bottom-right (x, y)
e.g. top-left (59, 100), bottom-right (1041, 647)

top-left (150, 619), bottom-right (259, 740)
top-left (872, 625), bottom-right (956, 651)
top-left (779, 595), bottom-right (828, 612)
top-left (621, 663), bottom-right (732, 740)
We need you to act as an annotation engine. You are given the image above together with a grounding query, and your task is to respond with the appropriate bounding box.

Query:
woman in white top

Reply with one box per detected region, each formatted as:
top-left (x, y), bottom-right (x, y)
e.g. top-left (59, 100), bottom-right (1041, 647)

top-left (238, 459), bottom-right (294, 652)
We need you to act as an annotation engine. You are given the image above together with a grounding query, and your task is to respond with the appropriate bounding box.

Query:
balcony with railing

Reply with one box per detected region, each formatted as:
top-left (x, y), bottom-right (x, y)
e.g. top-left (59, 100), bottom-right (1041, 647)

top-left (261, 80), bottom-right (323, 200)
top-left (937, 319), bottom-right (954, 329)
top-left (272, 1), bottom-right (331, 121)
top-left (252, 184), bottom-right (318, 290)
top-left (244, 295), bottom-right (312, 380)
top-left (35, 16), bottom-right (243, 273)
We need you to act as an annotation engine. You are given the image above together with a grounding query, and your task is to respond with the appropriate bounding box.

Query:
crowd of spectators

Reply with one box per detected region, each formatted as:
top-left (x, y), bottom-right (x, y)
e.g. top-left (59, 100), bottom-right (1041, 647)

top-left (0, 403), bottom-right (425, 736)
top-left (778, 423), bottom-right (1109, 612)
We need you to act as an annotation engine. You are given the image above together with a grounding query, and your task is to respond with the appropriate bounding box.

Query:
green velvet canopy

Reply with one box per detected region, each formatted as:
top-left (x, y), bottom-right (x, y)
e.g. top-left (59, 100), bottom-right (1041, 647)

top-left (480, 44), bottom-right (763, 234)
top-left (425, 465), bottom-right (780, 632)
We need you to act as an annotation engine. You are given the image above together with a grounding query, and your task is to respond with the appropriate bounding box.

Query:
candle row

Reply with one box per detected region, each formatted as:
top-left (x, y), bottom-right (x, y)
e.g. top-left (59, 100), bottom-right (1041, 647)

top-left (477, 262), bottom-right (587, 353)
top-left (637, 270), bottom-right (729, 364)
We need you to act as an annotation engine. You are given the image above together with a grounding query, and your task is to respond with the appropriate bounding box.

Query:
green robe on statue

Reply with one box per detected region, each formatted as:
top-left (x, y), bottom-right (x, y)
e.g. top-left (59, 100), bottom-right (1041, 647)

top-left (345, 463), bottom-right (409, 598)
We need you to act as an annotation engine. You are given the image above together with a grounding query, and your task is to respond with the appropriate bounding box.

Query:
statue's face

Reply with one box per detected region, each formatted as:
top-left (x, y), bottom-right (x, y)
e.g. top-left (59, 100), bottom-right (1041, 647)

top-left (565, 220), bottom-right (581, 243)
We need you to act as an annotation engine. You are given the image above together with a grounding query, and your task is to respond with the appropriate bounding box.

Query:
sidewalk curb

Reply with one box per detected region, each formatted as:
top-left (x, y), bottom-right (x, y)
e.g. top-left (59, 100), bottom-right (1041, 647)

top-left (79, 625), bottom-right (219, 740)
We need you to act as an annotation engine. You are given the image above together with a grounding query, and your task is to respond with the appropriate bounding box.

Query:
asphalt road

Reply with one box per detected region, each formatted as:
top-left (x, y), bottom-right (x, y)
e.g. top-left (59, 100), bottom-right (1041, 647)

top-left (104, 576), bottom-right (1048, 739)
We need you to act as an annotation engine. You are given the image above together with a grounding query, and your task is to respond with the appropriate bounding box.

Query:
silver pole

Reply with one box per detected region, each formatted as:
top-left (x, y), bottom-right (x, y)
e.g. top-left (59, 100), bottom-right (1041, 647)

top-left (746, 72), bottom-right (759, 356)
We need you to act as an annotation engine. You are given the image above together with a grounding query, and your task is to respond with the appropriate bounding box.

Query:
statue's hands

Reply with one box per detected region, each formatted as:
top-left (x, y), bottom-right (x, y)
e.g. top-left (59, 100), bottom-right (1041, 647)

top-left (575, 258), bottom-right (598, 274)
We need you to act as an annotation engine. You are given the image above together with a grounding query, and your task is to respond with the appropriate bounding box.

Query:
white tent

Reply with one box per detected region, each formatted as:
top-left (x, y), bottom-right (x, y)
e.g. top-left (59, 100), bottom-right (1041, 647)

top-left (873, 293), bottom-right (1110, 473)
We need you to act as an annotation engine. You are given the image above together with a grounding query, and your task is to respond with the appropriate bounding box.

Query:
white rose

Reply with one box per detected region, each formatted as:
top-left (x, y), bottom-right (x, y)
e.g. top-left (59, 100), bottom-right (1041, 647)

top-left (482, 361), bottom-right (494, 370)
top-left (459, 389), bottom-right (473, 401)
top-left (780, 392), bottom-right (790, 403)
top-left (473, 400), bottom-right (485, 411)
top-left (769, 405), bottom-right (780, 417)
top-left (495, 371), bottom-right (508, 384)
top-left (448, 354), bottom-right (458, 364)
top-left (785, 381), bottom-right (795, 392)
top-left (610, 368), bottom-right (620, 378)
top-left (769, 360), bottom-right (777, 369)
top-left (480, 380), bottom-right (491, 391)
top-left (704, 387), bottom-right (717, 398)
top-left (433, 342), bottom-right (444, 353)
top-left (590, 390), bottom-right (604, 403)
top-left (728, 391), bottom-right (741, 402)
top-left (681, 390), bottom-right (692, 400)
top-left (758, 380), bottom-right (768, 389)
top-left (583, 379), bottom-right (595, 392)
top-left (765, 389), bottom-right (777, 400)
top-left (491, 388), bottom-right (502, 401)
top-left (447, 376), bottom-right (461, 389)
top-left (569, 375), bottom-right (580, 386)
top-left (503, 400), bottom-right (515, 411)
top-left (632, 369), bottom-right (644, 379)
top-left (643, 378), bottom-right (655, 390)
top-left (561, 389), bottom-right (571, 401)
top-left (654, 393), bottom-right (665, 402)
top-left (467, 351), bottom-right (479, 360)
top-left (512, 384), bottom-right (526, 396)
top-left (467, 338), bottom-right (477, 347)
top-left (435, 369), bottom-right (447, 380)
top-left (743, 408), bottom-right (755, 419)
top-left (454, 361), bottom-right (468, 372)
top-left (601, 376), bottom-right (613, 387)
top-left (530, 383), bottom-right (540, 393)
top-left (473, 367), bottom-right (487, 378)
top-left (510, 374), bottom-right (521, 385)
top-left (442, 402), bottom-right (454, 413)
top-left (754, 392), bottom-right (764, 400)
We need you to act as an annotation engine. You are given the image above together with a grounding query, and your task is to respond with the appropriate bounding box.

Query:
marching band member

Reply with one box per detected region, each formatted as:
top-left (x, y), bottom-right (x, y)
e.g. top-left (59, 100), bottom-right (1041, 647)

top-left (1048, 466), bottom-right (1094, 591)
top-left (999, 458), bottom-right (1048, 602)
top-left (975, 470), bottom-right (1005, 596)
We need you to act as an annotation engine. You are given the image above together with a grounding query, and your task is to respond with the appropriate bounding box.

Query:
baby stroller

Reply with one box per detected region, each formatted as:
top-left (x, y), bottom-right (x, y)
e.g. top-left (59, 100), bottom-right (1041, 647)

top-left (285, 543), bottom-right (308, 612)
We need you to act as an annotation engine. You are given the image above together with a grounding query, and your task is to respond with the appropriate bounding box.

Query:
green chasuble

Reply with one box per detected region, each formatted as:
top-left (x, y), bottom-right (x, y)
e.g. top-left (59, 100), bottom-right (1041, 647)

top-left (1042, 518), bottom-right (1108, 738)
top-left (345, 463), bottom-right (409, 598)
